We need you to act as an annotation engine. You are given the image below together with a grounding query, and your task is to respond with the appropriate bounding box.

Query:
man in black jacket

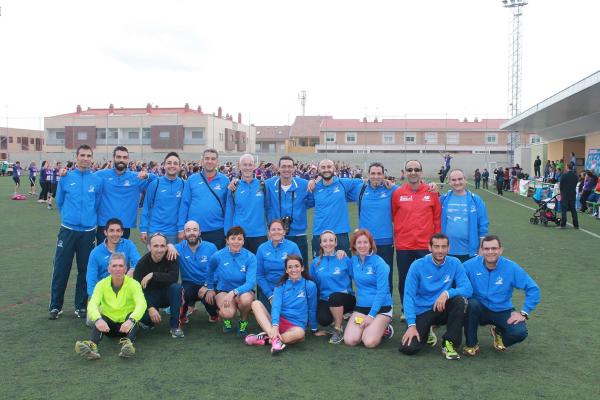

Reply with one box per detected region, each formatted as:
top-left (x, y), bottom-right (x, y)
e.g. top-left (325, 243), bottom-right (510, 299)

top-left (134, 233), bottom-right (185, 338)
top-left (559, 163), bottom-right (579, 229)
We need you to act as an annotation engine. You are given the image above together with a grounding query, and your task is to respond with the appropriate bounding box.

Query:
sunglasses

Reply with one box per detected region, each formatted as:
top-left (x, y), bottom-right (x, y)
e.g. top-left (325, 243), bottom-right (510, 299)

top-left (406, 168), bottom-right (422, 173)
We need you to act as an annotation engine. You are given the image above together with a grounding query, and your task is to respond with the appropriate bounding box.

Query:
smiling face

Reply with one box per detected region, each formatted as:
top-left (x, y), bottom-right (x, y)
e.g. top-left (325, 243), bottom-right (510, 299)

top-left (113, 150), bottom-right (129, 172)
top-left (449, 170), bottom-right (466, 193)
top-left (105, 223), bottom-right (123, 245)
top-left (429, 237), bottom-right (449, 264)
top-left (405, 160), bottom-right (422, 185)
top-left (76, 148), bottom-right (93, 170)
top-left (164, 155), bottom-right (181, 178)
top-left (184, 221), bottom-right (200, 245)
top-left (285, 258), bottom-right (304, 281)
top-left (108, 257), bottom-right (126, 280)
top-left (369, 165), bottom-right (385, 187)
top-left (279, 159), bottom-right (295, 180)
top-left (239, 155), bottom-right (255, 180)
top-left (481, 239), bottom-right (503, 268)
top-left (227, 234), bottom-right (244, 252)
top-left (320, 232), bottom-right (337, 255)
top-left (149, 235), bottom-right (167, 261)
top-left (318, 159), bottom-right (335, 181)
top-left (269, 221), bottom-right (285, 243)
top-left (354, 234), bottom-right (371, 256)
top-left (202, 151), bottom-right (219, 174)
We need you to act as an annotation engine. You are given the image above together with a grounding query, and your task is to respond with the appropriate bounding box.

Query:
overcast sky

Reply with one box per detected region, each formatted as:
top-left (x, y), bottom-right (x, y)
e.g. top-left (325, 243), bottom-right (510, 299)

top-left (0, 0), bottom-right (598, 130)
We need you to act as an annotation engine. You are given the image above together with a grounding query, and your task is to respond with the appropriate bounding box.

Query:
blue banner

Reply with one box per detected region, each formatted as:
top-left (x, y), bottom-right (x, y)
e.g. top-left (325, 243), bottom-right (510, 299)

top-left (586, 148), bottom-right (600, 175)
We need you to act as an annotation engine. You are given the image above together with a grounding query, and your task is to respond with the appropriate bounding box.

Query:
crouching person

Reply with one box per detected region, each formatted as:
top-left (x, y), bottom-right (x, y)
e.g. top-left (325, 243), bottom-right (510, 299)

top-left (462, 235), bottom-right (540, 356)
top-left (134, 233), bottom-right (185, 338)
top-left (75, 253), bottom-right (147, 360)
top-left (245, 255), bottom-right (317, 355)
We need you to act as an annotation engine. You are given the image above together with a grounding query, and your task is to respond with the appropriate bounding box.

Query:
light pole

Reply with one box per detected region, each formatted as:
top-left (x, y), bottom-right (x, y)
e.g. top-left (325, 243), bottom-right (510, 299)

top-left (502, 0), bottom-right (528, 165)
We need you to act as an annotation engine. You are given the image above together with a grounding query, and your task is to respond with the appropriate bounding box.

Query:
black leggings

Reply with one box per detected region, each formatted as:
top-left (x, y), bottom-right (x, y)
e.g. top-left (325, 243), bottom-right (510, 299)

top-left (39, 181), bottom-right (50, 200)
top-left (317, 292), bottom-right (356, 327)
top-left (90, 314), bottom-right (138, 344)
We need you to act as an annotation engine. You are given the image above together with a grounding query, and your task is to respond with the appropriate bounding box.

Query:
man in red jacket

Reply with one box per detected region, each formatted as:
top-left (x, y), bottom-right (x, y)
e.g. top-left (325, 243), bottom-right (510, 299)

top-left (392, 160), bottom-right (441, 319)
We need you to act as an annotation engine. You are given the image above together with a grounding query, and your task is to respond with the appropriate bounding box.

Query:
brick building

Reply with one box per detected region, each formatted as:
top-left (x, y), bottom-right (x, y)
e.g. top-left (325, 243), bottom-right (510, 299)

top-left (44, 104), bottom-right (256, 158)
top-left (0, 127), bottom-right (45, 161)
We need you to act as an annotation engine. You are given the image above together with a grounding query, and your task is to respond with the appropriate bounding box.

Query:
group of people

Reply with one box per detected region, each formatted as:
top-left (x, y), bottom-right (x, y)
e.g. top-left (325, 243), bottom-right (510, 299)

top-left (45, 144), bottom-right (540, 361)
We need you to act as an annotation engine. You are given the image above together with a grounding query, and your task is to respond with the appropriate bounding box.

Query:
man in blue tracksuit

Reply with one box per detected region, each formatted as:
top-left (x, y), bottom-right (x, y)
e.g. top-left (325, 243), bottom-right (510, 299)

top-left (178, 148), bottom-right (229, 249)
top-left (95, 146), bottom-right (153, 243)
top-left (174, 220), bottom-right (219, 325)
top-left (399, 233), bottom-right (472, 360)
top-left (225, 154), bottom-right (268, 254)
top-left (347, 162), bottom-right (397, 292)
top-left (264, 156), bottom-right (314, 261)
top-left (309, 159), bottom-right (362, 258)
top-left (140, 152), bottom-right (184, 245)
top-left (86, 218), bottom-right (141, 297)
top-left (440, 169), bottom-right (489, 262)
top-left (462, 235), bottom-right (540, 356)
top-left (49, 144), bottom-right (103, 320)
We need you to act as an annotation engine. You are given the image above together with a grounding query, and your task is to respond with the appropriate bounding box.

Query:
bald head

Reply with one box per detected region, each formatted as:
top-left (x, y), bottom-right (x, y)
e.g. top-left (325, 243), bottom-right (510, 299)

top-left (318, 159), bottom-right (335, 182)
top-left (184, 220), bottom-right (201, 245)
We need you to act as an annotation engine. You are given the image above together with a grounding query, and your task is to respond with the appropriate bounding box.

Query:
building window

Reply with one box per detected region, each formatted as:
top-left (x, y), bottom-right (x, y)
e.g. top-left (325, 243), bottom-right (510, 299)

top-left (30, 138), bottom-right (35, 144)
top-left (345, 132), bottom-right (357, 144)
top-left (55, 132), bottom-right (65, 140)
top-left (77, 132), bottom-right (87, 140)
top-left (382, 132), bottom-right (395, 145)
top-left (142, 128), bottom-right (151, 139)
top-left (0, 136), bottom-right (6, 150)
top-left (446, 132), bottom-right (459, 145)
top-left (191, 130), bottom-right (203, 140)
top-left (325, 133), bottom-right (336, 143)
top-left (219, 132), bottom-right (224, 142)
top-left (404, 132), bottom-right (416, 144)
top-left (108, 129), bottom-right (118, 140)
top-left (128, 130), bottom-right (139, 140)
top-left (530, 135), bottom-right (541, 144)
top-left (486, 133), bottom-right (498, 144)
top-left (424, 132), bottom-right (438, 144)
top-left (96, 129), bottom-right (106, 140)
top-left (159, 131), bottom-right (170, 139)
top-left (17, 137), bottom-right (21, 144)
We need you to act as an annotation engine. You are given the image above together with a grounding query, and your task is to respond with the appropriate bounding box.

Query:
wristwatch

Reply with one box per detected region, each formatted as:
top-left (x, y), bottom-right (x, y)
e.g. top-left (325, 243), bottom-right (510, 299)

top-left (128, 317), bottom-right (137, 324)
top-left (520, 311), bottom-right (529, 320)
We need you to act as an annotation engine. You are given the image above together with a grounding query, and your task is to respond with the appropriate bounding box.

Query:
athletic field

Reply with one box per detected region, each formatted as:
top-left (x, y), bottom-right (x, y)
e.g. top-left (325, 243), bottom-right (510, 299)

top-left (1, 178), bottom-right (598, 400)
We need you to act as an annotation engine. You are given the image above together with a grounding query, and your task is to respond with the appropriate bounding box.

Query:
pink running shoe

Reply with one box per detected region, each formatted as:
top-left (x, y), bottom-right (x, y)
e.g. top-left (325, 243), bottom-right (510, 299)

top-left (270, 337), bottom-right (286, 355)
top-left (245, 332), bottom-right (268, 346)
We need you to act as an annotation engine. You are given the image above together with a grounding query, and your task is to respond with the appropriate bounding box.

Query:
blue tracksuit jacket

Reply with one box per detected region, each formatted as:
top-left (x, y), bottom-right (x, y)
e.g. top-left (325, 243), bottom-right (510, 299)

top-left (224, 178), bottom-right (267, 237)
top-left (56, 168), bottom-right (103, 231)
top-left (176, 240), bottom-right (218, 285)
top-left (350, 253), bottom-right (393, 318)
top-left (178, 171), bottom-right (229, 232)
top-left (440, 190), bottom-right (489, 256)
top-left (256, 239), bottom-right (302, 298)
top-left (264, 177), bottom-right (314, 236)
top-left (348, 182), bottom-right (398, 245)
top-left (207, 247), bottom-right (257, 294)
top-left (86, 238), bottom-right (141, 296)
top-left (140, 176), bottom-right (184, 235)
top-left (309, 177), bottom-right (362, 235)
top-left (271, 277), bottom-right (318, 331)
top-left (309, 255), bottom-right (353, 301)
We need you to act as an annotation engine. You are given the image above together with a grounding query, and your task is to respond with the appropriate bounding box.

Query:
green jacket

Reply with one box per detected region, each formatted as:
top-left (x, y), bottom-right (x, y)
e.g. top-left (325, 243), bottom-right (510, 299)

top-left (88, 275), bottom-right (147, 323)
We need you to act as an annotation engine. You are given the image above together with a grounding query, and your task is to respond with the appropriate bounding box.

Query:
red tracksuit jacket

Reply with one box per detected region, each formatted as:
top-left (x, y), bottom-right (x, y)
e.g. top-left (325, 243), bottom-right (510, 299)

top-left (392, 183), bottom-right (441, 250)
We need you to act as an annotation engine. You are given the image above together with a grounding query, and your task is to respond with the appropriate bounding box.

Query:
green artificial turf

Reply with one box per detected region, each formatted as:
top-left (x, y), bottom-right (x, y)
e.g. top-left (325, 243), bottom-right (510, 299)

top-left (0, 177), bottom-right (598, 400)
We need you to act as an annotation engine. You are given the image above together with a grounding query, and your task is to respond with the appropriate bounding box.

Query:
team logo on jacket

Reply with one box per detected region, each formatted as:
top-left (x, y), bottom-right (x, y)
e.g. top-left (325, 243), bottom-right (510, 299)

top-left (161, 189), bottom-right (167, 193)
top-left (495, 277), bottom-right (503, 285)
top-left (124, 180), bottom-right (131, 187)
top-left (443, 275), bottom-right (450, 283)
top-left (297, 290), bottom-right (305, 298)
top-left (240, 265), bottom-right (246, 272)
top-left (57, 240), bottom-right (63, 248)
top-left (423, 195), bottom-right (431, 202)
top-left (281, 252), bottom-right (288, 259)
top-left (176, 191), bottom-right (182, 198)
top-left (214, 184), bottom-right (222, 191)
top-left (265, 252), bottom-right (271, 256)
top-left (333, 186), bottom-right (341, 193)
top-left (380, 193), bottom-right (387, 198)
top-left (201, 256), bottom-right (208, 263)
top-left (366, 267), bottom-right (374, 275)
top-left (88, 185), bottom-right (95, 192)
top-left (333, 267), bottom-right (341, 275)
top-left (399, 195), bottom-right (412, 202)
top-left (255, 191), bottom-right (263, 197)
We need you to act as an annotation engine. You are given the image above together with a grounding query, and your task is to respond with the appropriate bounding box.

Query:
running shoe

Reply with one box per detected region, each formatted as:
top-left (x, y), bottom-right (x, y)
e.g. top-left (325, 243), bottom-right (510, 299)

top-left (75, 340), bottom-right (100, 360)
top-left (427, 326), bottom-right (438, 347)
top-left (490, 326), bottom-right (506, 351)
top-left (329, 328), bottom-right (344, 344)
top-left (270, 337), bottom-right (286, 355)
top-left (118, 338), bottom-right (136, 358)
top-left (222, 319), bottom-right (234, 333)
top-left (383, 324), bottom-right (394, 340)
top-left (245, 332), bottom-right (268, 346)
top-left (399, 313), bottom-right (406, 322)
top-left (238, 320), bottom-right (249, 337)
top-left (462, 344), bottom-right (480, 356)
top-left (74, 309), bottom-right (86, 319)
top-left (49, 309), bottom-right (62, 320)
top-left (442, 340), bottom-right (460, 360)
top-left (170, 328), bottom-right (185, 339)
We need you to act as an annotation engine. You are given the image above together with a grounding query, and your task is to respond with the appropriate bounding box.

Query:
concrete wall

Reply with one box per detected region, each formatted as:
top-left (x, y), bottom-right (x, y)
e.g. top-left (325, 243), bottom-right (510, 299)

top-left (584, 132), bottom-right (600, 157)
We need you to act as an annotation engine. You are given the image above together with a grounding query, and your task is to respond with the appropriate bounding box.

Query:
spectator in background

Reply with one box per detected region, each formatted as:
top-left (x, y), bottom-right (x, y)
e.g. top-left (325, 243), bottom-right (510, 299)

top-left (474, 169), bottom-right (481, 189)
top-left (495, 167), bottom-right (504, 195)
top-left (534, 156), bottom-right (542, 177)
top-left (570, 152), bottom-right (576, 169)
top-left (579, 171), bottom-right (598, 213)
top-left (482, 168), bottom-right (489, 189)
top-left (12, 161), bottom-right (21, 194)
top-left (28, 161), bottom-right (37, 196)
top-left (559, 163), bottom-right (579, 229)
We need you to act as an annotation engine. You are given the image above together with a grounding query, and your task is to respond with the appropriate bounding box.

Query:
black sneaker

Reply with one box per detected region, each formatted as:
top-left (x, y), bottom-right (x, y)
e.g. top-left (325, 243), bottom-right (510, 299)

top-left (74, 309), bottom-right (86, 318)
top-left (49, 309), bottom-right (62, 320)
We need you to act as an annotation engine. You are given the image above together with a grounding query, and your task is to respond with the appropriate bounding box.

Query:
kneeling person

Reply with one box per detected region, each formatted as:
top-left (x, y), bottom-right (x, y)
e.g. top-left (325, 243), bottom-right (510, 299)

top-left (134, 233), bottom-right (185, 338)
top-left (245, 255), bottom-right (317, 354)
top-left (462, 235), bottom-right (540, 356)
top-left (75, 253), bottom-right (147, 360)
top-left (399, 233), bottom-right (472, 360)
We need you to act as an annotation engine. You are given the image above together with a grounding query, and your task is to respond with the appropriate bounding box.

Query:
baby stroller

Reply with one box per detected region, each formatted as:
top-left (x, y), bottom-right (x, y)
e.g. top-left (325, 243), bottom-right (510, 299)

top-left (530, 190), bottom-right (561, 226)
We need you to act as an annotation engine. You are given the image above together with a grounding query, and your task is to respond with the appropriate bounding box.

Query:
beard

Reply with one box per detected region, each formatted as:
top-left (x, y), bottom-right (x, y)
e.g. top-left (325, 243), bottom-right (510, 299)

top-left (115, 161), bottom-right (127, 171)
top-left (321, 171), bottom-right (334, 181)
top-left (186, 236), bottom-right (199, 245)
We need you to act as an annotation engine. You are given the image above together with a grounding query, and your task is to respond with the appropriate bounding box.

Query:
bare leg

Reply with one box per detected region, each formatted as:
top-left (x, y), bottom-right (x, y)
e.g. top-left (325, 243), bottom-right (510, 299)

top-left (330, 306), bottom-right (344, 330)
top-left (362, 315), bottom-right (391, 348)
top-left (236, 292), bottom-right (255, 321)
top-left (216, 292), bottom-right (237, 320)
top-left (343, 312), bottom-right (366, 347)
top-left (281, 327), bottom-right (306, 344)
top-left (251, 300), bottom-right (273, 332)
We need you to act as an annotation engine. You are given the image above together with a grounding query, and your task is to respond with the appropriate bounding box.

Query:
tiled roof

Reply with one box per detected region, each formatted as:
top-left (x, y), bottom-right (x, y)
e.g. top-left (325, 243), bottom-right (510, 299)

top-left (320, 118), bottom-right (508, 130)
top-left (49, 106), bottom-right (203, 118)
top-left (255, 125), bottom-right (290, 142)
top-left (289, 115), bottom-right (332, 138)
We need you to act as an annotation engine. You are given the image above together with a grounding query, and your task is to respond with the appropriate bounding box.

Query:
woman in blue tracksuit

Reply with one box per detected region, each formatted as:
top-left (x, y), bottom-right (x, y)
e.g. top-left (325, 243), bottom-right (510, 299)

top-left (207, 226), bottom-right (256, 337)
top-left (309, 230), bottom-right (355, 344)
top-left (256, 220), bottom-right (302, 310)
top-left (344, 229), bottom-right (394, 348)
top-left (245, 255), bottom-right (317, 355)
